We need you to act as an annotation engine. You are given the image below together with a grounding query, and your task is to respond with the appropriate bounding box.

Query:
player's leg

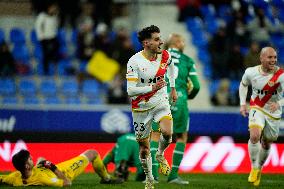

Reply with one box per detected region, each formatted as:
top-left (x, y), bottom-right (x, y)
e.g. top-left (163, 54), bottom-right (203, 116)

top-left (103, 147), bottom-right (115, 166)
top-left (247, 109), bottom-right (264, 183)
top-left (133, 111), bottom-right (154, 189)
top-left (150, 123), bottom-right (160, 181)
top-left (154, 103), bottom-right (173, 176)
top-left (168, 105), bottom-right (189, 184)
top-left (168, 132), bottom-right (188, 184)
top-left (253, 117), bottom-right (280, 186)
top-left (82, 149), bottom-right (123, 184)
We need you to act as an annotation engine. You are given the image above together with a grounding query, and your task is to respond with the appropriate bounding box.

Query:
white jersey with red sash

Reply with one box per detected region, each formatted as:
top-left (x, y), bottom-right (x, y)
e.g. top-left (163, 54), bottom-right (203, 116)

top-left (242, 65), bottom-right (284, 118)
top-left (126, 50), bottom-right (171, 111)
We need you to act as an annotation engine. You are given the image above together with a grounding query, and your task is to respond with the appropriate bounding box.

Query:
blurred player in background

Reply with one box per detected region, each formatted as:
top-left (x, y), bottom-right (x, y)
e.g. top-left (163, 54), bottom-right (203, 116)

top-left (151, 33), bottom-right (200, 184)
top-left (103, 133), bottom-right (145, 182)
top-left (0, 149), bottom-right (122, 187)
top-left (239, 47), bottom-right (284, 186)
top-left (126, 25), bottom-right (177, 189)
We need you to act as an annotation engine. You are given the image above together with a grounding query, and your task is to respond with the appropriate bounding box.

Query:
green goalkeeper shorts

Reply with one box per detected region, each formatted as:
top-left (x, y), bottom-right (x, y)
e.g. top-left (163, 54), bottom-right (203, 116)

top-left (152, 102), bottom-right (189, 134)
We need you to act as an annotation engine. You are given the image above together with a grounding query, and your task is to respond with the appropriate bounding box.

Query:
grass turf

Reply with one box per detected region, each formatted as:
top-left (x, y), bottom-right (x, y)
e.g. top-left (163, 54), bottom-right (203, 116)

top-left (1, 173), bottom-right (284, 189)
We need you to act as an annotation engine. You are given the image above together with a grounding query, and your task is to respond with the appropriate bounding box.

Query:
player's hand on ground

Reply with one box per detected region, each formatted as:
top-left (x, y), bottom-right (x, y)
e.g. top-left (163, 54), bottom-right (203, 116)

top-left (152, 79), bottom-right (167, 91)
top-left (240, 105), bottom-right (248, 117)
top-left (268, 102), bottom-right (279, 113)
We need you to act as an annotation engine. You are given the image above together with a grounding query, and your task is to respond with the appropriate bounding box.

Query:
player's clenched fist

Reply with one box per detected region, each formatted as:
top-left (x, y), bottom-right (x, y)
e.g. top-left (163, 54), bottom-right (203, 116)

top-left (37, 160), bottom-right (58, 172)
top-left (240, 105), bottom-right (248, 117)
top-left (152, 79), bottom-right (167, 91)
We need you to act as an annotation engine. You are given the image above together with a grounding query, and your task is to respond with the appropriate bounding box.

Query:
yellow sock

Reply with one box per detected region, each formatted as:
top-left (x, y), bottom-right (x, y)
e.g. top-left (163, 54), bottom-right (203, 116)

top-left (92, 154), bottom-right (110, 180)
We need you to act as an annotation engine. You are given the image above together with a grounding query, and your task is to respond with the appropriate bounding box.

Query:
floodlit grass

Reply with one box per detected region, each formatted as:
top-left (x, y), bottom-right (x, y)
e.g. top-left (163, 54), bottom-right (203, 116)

top-left (1, 173), bottom-right (284, 189)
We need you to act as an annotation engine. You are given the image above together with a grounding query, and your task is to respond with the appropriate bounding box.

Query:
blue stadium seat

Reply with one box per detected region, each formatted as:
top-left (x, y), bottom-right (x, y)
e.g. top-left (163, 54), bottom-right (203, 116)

top-left (57, 59), bottom-right (73, 75)
top-left (61, 79), bottom-right (78, 97)
top-left (209, 80), bottom-right (220, 97)
top-left (0, 79), bottom-right (16, 96)
top-left (12, 45), bottom-right (30, 64)
top-left (44, 96), bottom-right (62, 104)
top-left (82, 79), bottom-right (100, 98)
top-left (186, 17), bottom-right (204, 33)
top-left (229, 80), bottom-right (240, 95)
top-left (40, 79), bottom-right (57, 97)
top-left (30, 29), bottom-right (39, 45)
top-left (18, 79), bottom-right (37, 96)
top-left (2, 96), bottom-right (18, 104)
top-left (0, 28), bottom-right (5, 44)
top-left (86, 97), bottom-right (103, 105)
top-left (23, 97), bottom-right (40, 104)
top-left (131, 31), bottom-right (143, 52)
top-left (65, 97), bottom-right (81, 104)
top-left (10, 27), bottom-right (26, 45)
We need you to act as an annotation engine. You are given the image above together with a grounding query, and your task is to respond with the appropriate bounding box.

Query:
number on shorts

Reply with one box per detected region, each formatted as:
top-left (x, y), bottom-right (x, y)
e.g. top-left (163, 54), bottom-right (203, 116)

top-left (134, 122), bottom-right (145, 132)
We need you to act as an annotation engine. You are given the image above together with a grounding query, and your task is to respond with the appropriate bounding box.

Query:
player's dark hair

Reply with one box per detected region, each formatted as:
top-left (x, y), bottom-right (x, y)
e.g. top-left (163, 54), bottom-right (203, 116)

top-left (12, 149), bottom-right (30, 173)
top-left (137, 25), bottom-right (160, 43)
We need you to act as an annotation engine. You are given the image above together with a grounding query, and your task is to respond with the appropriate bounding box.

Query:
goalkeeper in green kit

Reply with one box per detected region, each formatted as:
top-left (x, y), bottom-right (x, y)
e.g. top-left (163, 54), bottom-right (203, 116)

top-left (151, 33), bottom-right (200, 184)
top-left (103, 133), bottom-right (145, 182)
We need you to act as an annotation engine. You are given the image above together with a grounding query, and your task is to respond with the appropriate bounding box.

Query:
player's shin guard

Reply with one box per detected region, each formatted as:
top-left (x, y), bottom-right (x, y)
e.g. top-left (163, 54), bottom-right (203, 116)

top-left (157, 134), bottom-right (172, 155)
top-left (258, 146), bottom-right (270, 168)
top-left (150, 141), bottom-right (159, 180)
top-left (140, 155), bottom-right (154, 181)
top-left (168, 142), bottom-right (185, 180)
top-left (92, 154), bottom-right (110, 180)
top-left (248, 140), bottom-right (260, 169)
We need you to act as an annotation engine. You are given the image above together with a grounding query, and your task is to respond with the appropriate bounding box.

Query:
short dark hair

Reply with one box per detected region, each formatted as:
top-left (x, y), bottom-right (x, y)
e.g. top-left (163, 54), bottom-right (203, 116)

top-left (137, 25), bottom-right (160, 43)
top-left (12, 150), bottom-right (30, 173)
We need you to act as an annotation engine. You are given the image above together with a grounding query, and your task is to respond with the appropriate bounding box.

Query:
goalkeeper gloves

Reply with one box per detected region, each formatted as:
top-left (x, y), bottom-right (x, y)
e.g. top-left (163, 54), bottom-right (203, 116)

top-left (37, 160), bottom-right (57, 172)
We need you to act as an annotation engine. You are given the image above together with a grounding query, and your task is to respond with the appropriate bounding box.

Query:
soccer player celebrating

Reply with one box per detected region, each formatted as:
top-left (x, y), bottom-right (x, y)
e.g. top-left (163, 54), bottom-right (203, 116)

top-left (151, 33), bottom-right (200, 184)
top-left (103, 133), bottom-right (145, 182)
top-left (0, 149), bottom-right (122, 186)
top-left (239, 47), bottom-right (284, 186)
top-left (126, 25), bottom-right (177, 189)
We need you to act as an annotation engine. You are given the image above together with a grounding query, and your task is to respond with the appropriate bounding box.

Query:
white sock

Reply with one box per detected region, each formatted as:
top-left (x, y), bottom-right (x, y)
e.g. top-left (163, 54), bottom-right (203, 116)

top-left (157, 134), bottom-right (171, 155)
top-left (258, 146), bottom-right (270, 168)
top-left (248, 140), bottom-right (260, 169)
top-left (140, 155), bottom-right (154, 181)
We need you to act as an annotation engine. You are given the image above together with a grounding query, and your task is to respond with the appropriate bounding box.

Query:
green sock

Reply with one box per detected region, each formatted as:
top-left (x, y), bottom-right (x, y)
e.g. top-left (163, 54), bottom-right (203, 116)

top-left (102, 150), bottom-right (114, 166)
top-left (150, 140), bottom-right (159, 180)
top-left (168, 142), bottom-right (186, 180)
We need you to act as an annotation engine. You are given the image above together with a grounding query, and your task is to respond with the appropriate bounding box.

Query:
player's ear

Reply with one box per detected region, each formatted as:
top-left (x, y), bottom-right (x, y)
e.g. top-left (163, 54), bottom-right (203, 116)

top-left (143, 40), bottom-right (148, 46)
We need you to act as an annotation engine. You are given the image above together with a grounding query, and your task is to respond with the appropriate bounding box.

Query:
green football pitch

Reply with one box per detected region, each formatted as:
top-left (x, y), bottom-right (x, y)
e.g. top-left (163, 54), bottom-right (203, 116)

top-left (1, 173), bottom-right (284, 189)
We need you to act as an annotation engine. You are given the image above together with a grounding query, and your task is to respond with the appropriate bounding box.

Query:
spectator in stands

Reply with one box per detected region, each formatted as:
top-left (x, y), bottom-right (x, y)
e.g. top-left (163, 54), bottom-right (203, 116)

top-left (244, 41), bottom-right (260, 68)
top-left (112, 27), bottom-right (136, 76)
top-left (94, 22), bottom-right (113, 57)
top-left (209, 26), bottom-right (229, 79)
top-left (227, 43), bottom-right (244, 80)
top-left (35, 2), bottom-right (59, 75)
top-left (76, 1), bottom-right (95, 61)
top-left (107, 74), bottom-right (128, 104)
top-left (227, 9), bottom-right (250, 47)
top-left (0, 42), bottom-right (16, 77)
top-left (58, 0), bottom-right (80, 28)
top-left (211, 78), bottom-right (232, 106)
top-left (247, 8), bottom-right (275, 47)
top-left (176, 0), bottom-right (202, 22)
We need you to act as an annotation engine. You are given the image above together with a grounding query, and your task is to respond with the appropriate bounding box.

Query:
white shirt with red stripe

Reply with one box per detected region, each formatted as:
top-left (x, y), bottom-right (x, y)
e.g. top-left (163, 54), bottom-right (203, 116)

top-left (241, 65), bottom-right (284, 118)
top-left (126, 50), bottom-right (175, 111)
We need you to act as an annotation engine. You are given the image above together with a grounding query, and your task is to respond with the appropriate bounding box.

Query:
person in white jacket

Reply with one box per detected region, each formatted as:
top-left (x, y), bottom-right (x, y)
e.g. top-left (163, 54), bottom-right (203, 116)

top-left (35, 2), bottom-right (59, 75)
top-left (126, 25), bottom-right (177, 189)
top-left (239, 46), bottom-right (284, 186)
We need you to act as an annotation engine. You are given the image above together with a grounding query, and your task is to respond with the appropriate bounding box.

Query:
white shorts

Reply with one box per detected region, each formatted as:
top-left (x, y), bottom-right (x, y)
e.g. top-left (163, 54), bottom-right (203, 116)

top-left (249, 108), bottom-right (280, 142)
top-left (132, 100), bottom-right (172, 140)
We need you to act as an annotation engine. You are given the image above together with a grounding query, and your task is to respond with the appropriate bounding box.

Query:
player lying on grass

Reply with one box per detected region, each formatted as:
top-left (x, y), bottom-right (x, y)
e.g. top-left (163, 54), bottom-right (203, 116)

top-left (103, 133), bottom-right (146, 182)
top-left (0, 149), bottom-right (123, 187)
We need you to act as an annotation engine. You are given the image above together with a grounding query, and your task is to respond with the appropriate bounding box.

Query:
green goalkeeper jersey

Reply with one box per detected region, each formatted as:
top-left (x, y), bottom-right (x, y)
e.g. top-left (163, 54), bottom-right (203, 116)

top-left (166, 48), bottom-right (200, 101)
